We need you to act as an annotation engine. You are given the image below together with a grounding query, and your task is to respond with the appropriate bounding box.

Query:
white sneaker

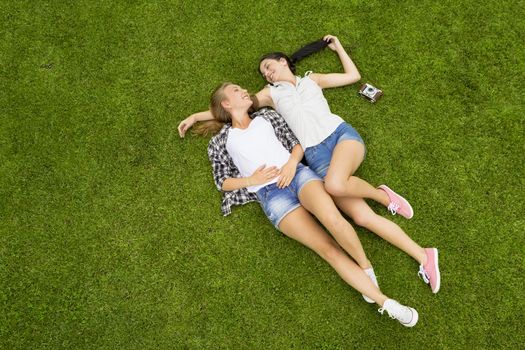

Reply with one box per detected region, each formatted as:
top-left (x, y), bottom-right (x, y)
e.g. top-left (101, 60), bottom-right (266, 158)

top-left (378, 299), bottom-right (419, 327)
top-left (362, 267), bottom-right (379, 303)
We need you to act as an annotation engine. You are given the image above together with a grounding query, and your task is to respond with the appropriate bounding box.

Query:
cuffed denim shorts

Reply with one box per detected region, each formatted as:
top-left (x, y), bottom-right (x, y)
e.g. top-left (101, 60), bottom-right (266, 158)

top-left (256, 164), bottom-right (322, 229)
top-left (304, 122), bottom-right (365, 179)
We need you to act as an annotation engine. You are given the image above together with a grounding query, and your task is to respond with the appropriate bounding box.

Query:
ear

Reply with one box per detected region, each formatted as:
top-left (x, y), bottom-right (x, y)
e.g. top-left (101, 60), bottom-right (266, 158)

top-left (279, 57), bottom-right (288, 66)
top-left (220, 99), bottom-right (231, 109)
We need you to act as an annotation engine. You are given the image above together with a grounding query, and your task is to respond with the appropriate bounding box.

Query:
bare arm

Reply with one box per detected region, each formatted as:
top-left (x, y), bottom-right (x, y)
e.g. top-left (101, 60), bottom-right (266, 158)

top-left (178, 110), bottom-right (214, 138)
top-left (221, 177), bottom-right (253, 192)
top-left (222, 164), bottom-right (279, 191)
top-left (309, 34), bottom-right (361, 89)
top-left (290, 144), bottom-right (304, 163)
top-left (254, 87), bottom-right (275, 109)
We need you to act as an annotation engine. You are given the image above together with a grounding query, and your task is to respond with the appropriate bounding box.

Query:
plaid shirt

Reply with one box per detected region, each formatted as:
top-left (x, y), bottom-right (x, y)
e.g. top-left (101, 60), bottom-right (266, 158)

top-left (208, 108), bottom-right (300, 216)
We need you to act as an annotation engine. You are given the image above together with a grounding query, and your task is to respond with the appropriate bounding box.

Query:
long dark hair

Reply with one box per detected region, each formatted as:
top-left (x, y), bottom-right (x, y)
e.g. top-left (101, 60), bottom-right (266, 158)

top-left (259, 38), bottom-right (330, 75)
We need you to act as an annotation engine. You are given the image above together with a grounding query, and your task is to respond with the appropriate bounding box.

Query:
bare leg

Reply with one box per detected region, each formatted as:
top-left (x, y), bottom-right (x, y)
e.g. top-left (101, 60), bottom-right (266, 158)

top-left (297, 180), bottom-right (371, 269)
top-left (278, 206), bottom-right (388, 306)
top-left (333, 196), bottom-right (427, 265)
top-left (323, 140), bottom-right (389, 206)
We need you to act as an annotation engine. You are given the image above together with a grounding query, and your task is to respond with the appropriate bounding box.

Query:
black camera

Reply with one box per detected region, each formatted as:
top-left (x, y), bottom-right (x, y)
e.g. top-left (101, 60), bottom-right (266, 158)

top-left (358, 83), bottom-right (383, 103)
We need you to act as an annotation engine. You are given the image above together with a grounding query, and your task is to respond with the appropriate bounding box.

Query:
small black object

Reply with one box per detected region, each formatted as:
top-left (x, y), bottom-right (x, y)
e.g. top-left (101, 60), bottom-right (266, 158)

top-left (290, 39), bottom-right (329, 64)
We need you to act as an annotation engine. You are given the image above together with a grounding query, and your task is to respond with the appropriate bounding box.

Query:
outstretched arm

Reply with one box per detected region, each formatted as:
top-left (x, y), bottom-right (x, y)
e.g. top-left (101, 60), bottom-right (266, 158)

top-left (178, 110), bottom-right (214, 138)
top-left (309, 34), bottom-right (361, 89)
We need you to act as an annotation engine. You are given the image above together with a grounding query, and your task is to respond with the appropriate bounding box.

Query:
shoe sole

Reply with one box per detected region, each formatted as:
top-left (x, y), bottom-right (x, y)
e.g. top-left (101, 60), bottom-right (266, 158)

top-left (402, 308), bottom-right (419, 327)
top-left (363, 295), bottom-right (375, 303)
top-left (379, 185), bottom-right (414, 219)
top-left (431, 248), bottom-right (441, 294)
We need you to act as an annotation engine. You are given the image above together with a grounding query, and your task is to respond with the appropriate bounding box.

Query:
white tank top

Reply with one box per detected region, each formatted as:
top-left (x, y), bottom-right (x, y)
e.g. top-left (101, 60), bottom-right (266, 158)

top-left (269, 74), bottom-right (344, 149)
top-left (226, 117), bottom-right (291, 192)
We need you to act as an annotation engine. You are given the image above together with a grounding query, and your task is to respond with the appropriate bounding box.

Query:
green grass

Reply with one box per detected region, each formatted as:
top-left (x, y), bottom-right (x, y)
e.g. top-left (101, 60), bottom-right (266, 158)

top-left (1, 0), bottom-right (524, 349)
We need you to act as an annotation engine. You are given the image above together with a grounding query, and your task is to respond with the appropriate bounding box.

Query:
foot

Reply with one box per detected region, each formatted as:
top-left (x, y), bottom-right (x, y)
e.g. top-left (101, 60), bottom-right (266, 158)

top-left (362, 267), bottom-right (379, 303)
top-left (418, 248), bottom-right (441, 293)
top-left (377, 185), bottom-right (414, 219)
top-left (378, 299), bottom-right (419, 327)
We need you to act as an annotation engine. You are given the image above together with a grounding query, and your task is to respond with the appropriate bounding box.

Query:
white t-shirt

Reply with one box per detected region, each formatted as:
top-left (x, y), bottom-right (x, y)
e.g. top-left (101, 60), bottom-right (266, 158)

top-left (269, 74), bottom-right (344, 149)
top-left (226, 117), bottom-right (290, 192)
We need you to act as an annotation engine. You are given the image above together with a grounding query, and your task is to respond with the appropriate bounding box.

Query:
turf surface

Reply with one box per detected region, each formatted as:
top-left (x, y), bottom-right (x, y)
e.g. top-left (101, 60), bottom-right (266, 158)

top-left (1, 0), bottom-right (524, 349)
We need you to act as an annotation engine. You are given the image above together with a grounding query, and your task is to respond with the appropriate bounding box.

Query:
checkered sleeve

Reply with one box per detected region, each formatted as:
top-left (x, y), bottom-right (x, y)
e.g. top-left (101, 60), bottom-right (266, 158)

top-left (208, 133), bottom-right (232, 191)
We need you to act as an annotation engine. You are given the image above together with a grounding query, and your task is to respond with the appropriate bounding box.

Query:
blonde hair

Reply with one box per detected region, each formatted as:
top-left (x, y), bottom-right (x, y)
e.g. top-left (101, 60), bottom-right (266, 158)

top-left (193, 82), bottom-right (233, 136)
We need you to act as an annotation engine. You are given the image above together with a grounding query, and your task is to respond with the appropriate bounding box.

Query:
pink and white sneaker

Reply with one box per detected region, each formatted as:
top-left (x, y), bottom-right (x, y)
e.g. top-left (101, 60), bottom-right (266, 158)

top-left (378, 185), bottom-right (414, 219)
top-left (418, 248), bottom-right (441, 293)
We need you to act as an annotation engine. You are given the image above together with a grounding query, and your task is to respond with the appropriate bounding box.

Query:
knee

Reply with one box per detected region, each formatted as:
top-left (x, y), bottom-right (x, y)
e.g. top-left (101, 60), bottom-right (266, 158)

top-left (324, 178), bottom-right (347, 197)
top-left (319, 211), bottom-right (346, 232)
top-left (351, 212), bottom-right (373, 228)
top-left (318, 241), bottom-right (344, 263)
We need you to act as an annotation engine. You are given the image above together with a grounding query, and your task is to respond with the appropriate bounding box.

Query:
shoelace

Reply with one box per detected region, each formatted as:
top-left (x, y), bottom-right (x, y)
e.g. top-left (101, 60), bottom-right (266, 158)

top-left (378, 307), bottom-right (396, 319)
top-left (388, 202), bottom-right (400, 215)
top-left (418, 265), bottom-right (429, 284)
top-left (379, 306), bottom-right (415, 325)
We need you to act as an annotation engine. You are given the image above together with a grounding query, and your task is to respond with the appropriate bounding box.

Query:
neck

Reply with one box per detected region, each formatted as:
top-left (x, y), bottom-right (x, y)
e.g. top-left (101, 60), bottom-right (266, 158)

top-left (279, 70), bottom-right (297, 85)
top-left (230, 109), bottom-right (251, 129)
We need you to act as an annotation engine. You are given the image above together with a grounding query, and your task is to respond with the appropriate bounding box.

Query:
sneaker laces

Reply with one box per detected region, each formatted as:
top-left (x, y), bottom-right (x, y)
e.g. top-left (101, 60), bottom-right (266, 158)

top-left (388, 202), bottom-right (400, 215)
top-left (378, 307), bottom-right (396, 319)
top-left (378, 301), bottom-right (414, 324)
top-left (418, 265), bottom-right (429, 284)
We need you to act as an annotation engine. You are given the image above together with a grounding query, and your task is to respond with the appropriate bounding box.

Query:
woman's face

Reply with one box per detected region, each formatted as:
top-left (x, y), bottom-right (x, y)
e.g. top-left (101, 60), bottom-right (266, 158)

top-left (259, 58), bottom-right (289, 84)
top-left (221, 84), bottom-right (252, 110)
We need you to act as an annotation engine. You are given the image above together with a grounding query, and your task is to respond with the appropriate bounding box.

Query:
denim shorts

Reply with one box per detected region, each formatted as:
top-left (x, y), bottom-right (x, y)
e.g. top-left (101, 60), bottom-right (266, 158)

top-left (256, 164), bottom-right (322, 229)
top-left (304, 122), bottom-right (365, 179)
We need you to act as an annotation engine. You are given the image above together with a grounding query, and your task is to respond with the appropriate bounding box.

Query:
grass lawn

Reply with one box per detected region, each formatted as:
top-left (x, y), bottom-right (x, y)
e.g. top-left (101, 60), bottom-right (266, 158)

top-left (1, 0), bottom-right (523, 349)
